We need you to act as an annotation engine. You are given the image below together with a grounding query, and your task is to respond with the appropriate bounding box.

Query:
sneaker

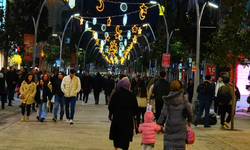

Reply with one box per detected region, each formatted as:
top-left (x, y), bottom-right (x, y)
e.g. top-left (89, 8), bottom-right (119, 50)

top-left (25, 116), bottom-right (29, 122)
top-left (224, 122), bottom-right (230, 128)
top-left (220, 125), bottom-right (227, 130)
top-left (66, 119), bottom-right (70, 123)
top-left (69, 119), bottom-right (73, 125)
top-left (82, 101), bottom-right (85, 105)
top-left (36, 116), bottom-right (40, 121)
top-left (204, 125), bottom-right (211, 128)
top-left (52, 117), bottom-right (57, 122)
top-left (40, 118), bottom-right (45, 123)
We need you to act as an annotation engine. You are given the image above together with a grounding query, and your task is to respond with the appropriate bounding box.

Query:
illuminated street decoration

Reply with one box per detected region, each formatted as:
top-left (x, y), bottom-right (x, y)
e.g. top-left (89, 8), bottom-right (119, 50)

top-left (85, 21), bottom-right (89, 29)
top-left (139, 3), bottom-right (148, 20)
top-left (80, 17), bottom-right (84, 25)
top-left (101, 24), bottom-right (106, 31)
top-left (120, 3), bottom-right (128, 12)
top-left (96, 39), bottom-right (100, 45)
top-left (116, 25), bottom-right (122, 34)
top-left (119, 42), bottom-right (124, 47)
top-left (138, 27), bottom-right (142, 35)
top-left (104, 32), bottom-right (109, 38)
top-left (115, 33), bottom-right (120, 39)
top-left (68, 0), bottom-right (75, 9)
top-left (133, 35), bottom-right (137, 43)
top-left (124, 39), bottom-right (127, 46)
top-left (123, 14), bottom-right (127, 26)
top-left (132, 25), bottom-right (138, 33)
top-left (96, 0), bottom-right (105, 12)
top-left (93, 31), bottom-right (98, 39)
top-left (93, 18), bottom-right (97, 25)
top-left (119, 35), bottom-right (123, 41)
top-left (107, 17), bottom-right (111, 26)
top-left (101, 40), bottom-right (105, 46)
top-left (105, 35), bottom-right (110, 42)
top-left (127, 30), bottom-right (131, 39)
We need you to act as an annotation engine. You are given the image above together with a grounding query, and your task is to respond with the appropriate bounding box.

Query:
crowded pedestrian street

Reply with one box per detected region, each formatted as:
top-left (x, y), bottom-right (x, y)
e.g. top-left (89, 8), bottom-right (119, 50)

top-left (0, 94), bottom-right (249, 150)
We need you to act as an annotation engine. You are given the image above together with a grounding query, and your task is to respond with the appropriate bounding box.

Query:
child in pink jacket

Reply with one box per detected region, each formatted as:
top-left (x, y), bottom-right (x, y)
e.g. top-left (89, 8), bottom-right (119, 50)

top-left (138, 111), bottom-right (162, 150)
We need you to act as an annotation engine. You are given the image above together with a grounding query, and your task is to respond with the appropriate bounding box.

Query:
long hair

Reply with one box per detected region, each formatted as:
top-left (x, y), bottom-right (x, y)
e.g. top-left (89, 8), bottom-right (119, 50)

top-left (134, 80), bottom-right (147, 98)
top-left (42, 73), bottom-right (51, 86)
top-left (24, 73), bottom-right (34, 84)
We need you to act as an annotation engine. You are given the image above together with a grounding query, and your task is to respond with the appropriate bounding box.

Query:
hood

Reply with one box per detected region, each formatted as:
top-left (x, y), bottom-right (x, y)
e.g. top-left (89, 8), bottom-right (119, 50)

top-left (0, 73), bottom-right (3, 78)
top-left (162, 89), bottom-right (184, 106)
top-left (144, 111), bottom-right (154, 123)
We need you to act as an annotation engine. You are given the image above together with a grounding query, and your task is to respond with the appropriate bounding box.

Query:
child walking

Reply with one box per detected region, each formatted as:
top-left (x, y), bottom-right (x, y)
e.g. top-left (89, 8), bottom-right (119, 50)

top-left (138, 111), bottom-right (162, 150)
top-left (35, 79), bottom-right (52, 122)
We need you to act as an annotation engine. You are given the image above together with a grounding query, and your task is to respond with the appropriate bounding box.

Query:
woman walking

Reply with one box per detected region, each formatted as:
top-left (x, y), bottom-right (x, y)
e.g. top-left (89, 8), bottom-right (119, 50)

top-left (157, 80), bottom-right (193, 150)
top-left (19, 73), bottom-right (36, 122)
top-left (109, 79), bottom-right (138, 150)
top-left (35, 79), bottom-right (53, 122)
top-left (42, 73), bottom-right (53, 112)
top-left (134, 80), bottom-right (149, 127)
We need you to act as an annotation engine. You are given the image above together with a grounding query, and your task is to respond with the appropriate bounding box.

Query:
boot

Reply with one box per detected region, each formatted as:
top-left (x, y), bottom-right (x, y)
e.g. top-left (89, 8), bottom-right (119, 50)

top-left (21, 115), bottom-right (25, 122)
top-left (25, 116), bottom-right (29, 122)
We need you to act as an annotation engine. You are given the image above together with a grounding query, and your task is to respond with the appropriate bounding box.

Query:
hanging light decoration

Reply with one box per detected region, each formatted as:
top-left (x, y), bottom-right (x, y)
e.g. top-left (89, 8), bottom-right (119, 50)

top-left (124, 39), bottom-right (127, 46)
top-left (85, 21), bottom-right (89, 29)
top-left (96, 0), bottom-right (105, 12)
top-left (120, 2), bottom-right (128, 12)
top-left (119, 42), bottom-right (124, 47)
top-left (107, 17), bottom-right (111, 27)
top-left (104, 32), bottom-right (109, 38)
top-left (119, 35), bottom-right (123, 41)
top-left (139, 3), bottom-right (148, 20)
top-left (101, 24), bottom-right (106, 31)
top-left (80, 17), bottom-right (84, 25)
top-left (127, 30), bottom-right (131, 39)
top-left (123, 14), bottom-right (127, 26)
top-left (93, 32), bottom-right (98, 40)
top-left (93, 17), bottom-right (97, 25)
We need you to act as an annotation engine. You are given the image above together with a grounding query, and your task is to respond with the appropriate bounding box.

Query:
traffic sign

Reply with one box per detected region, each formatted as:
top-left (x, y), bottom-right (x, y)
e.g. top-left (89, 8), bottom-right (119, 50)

top-left (162, 53), bottom-right (170, 67)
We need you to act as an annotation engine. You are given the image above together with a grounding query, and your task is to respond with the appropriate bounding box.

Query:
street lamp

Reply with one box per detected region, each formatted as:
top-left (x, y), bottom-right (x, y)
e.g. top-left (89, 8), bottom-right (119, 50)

top-left (59, 13), bottom-right (80, 71)
top-left (192, 0), bottom-right (218, 118)
top-left (142, 24), bottom-right (156, 41)
top-left (32, 0), bottom-right (47, 68)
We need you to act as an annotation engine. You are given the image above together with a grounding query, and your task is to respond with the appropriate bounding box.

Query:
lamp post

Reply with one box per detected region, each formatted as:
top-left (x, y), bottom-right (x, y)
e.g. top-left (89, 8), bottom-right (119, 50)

top-left (59, 13), bottom-right (80, 71)
top-left (142, 24), bottom-right (156, 41)
top-left (193, 1), bottom-right (218, 106)
top-left (32, 0), bottom-right (47, 68)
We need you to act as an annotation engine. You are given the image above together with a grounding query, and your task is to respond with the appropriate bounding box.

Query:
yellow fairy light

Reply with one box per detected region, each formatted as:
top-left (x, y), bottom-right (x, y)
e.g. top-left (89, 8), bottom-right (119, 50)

top-left (120, 57), bottom-right (125, 64)
top-left (115, 33), bottom-right (120, 39)
top-left (132, 25), bottom-right (138, 33)
top-left (96, 39), bottom-right (100, 45)
top-left (96, 0), bottom-right (105, 12)
top-left (105, 36), bottom-right (110, 42)
top-left (80, 17), bottom-right (84, 25)
top-left (139, 3), bottom-right (148, 20)
top-left (115, 25), bottom-right (122, 35)
top-left (133, 35), bottom-right (137, 43)
top-left (138, 27), bottom-right (142, 35)
top-left (107, 17), bottom-right (111, 27)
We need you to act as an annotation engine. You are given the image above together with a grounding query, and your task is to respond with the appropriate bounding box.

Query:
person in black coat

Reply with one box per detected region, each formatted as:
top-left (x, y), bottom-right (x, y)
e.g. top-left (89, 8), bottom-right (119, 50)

top-left (0, 72), bottom-right (7, 109)
top-left (186, 78), bottom-right (194, 103)
top-left (6, 66), bottom-right (19, 106)
top-left (131, 75), bottom-right (140, 93)
top-left (103, 75), bottom-right (115, 105)
top-left (109, 79), bottom-right (138, 150)
top-left (92, 72), bottom-right (104, 105)
top-left (81, 71), bottom-right (92, 105)
top-left (76, 71), bottom-right (84, 100)
top-left (35, 79), bottom-right (52, 122)
top-left (152, 71), bottom-right (170, 121)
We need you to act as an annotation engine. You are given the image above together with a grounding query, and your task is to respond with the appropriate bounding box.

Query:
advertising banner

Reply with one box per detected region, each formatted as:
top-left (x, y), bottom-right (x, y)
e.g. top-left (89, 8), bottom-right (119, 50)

top-left (23, 34), bottom-right (34, 61)
top-left (162, 53), bottom-right (170, 67)
top-left (206, 66), bottom-right (215, 80)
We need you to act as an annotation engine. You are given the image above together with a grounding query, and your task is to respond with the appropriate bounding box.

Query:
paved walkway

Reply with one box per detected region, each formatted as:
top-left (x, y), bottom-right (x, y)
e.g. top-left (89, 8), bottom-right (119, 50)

top-left (0, 94), bottom-right (250, 150)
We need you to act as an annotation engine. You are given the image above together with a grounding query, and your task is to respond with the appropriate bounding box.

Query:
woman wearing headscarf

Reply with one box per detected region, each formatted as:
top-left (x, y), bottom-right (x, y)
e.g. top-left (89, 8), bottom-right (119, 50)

top-left (157, 80), bottom-right (193, 150)
top-left (109, 80), bottom-right (138, 150)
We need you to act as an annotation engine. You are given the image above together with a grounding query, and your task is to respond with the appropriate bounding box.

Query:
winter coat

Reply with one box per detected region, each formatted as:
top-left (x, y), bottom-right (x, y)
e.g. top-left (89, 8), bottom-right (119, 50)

top-left (157, 89), bottom-right (193, 150)
top-left (219, 84), bottom-right (234, 105)
top-left (61, 76), bottom-right (81, 98)
top-left (109, 88), bottom-right (138, 142)
top-left (153, 79), bottom-right (170, 100)
top-left (215, 81), bottom-right (224, 97)
top-left (92, 75), bottom-right (104, 91)
top-left (35, 85), bottom-right (53, 104)
top-left (138, 111), bottom-right (161, 144)
top-left (6, 71), bottom-right (19, 87)
top-left (19, 81), bottom-right (37, 105)
top-left (53, 78), bottom-right (64, 97)
top-left (197, 80), bottom-right (215, 102)
top-left (0, 73), bottom-right (7, 95)
top-left (81, 75), bottom-right (92, 93)
top-left (103, 78), bottom-right (115, 95)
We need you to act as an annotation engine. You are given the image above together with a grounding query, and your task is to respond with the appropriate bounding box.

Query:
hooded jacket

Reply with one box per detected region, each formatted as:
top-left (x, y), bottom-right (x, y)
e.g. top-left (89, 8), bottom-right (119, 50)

top-left (157, 89), bottom-right (193, 150)
top-left (138, 111), bottom-right (161, 144)
top-left (20, 81), bottom-right (36, 105)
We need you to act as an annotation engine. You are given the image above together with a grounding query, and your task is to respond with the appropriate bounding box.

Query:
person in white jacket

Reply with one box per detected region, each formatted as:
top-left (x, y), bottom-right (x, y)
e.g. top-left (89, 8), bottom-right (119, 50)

top-left (61, 69), bottom-right (81, 125)
top-left (214, 76), bottom-right (224, 115)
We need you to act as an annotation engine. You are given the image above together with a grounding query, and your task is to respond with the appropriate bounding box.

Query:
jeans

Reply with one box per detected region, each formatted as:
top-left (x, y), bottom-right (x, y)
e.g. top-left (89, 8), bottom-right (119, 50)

top-left (7, 86), bottom-right (15, 105)
top-left (54, 95), bottom-right (65, 119)
top-left (40, 102), bottom-right (47, 119)
top-left (65, 97), bottom-right (77, 120)
top-left (0, 95), bottom-right (6, 109)
top-left (197, 100), bottom-right (211, 125)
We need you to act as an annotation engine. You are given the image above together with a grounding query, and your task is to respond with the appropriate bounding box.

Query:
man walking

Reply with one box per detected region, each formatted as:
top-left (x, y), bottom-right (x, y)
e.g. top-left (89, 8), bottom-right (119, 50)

top-left (61, 69), bottom-right (81, 125)
top-left (103, 75), bottom-right (115, 105)
top-left (152, 71), bottom-right (170, 121)
top-left (52, 72), bottom-right (65, 122)
top-left (214, 76), bottom-right (224, 115)
top-left (92, 72), bottom-right (104, 105)
top-left (6, 66), bottom-right (19, 106)
top-left (81, 71), bottom-right (92, 106)
top-left (195, 75), bottom-right (215, 128)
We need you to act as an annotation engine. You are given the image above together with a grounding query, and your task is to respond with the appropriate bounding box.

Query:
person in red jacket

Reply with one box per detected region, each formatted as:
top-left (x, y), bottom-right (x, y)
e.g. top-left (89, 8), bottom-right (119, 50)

top-left (138, 111), bottom-right (162, 150)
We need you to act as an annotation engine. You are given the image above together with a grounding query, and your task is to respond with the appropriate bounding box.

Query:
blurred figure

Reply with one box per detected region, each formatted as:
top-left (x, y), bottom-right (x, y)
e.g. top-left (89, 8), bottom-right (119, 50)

top-left (6, 66), bottom-right (19, 106)
top-left (131, 75), bottom-right (140, 93)
top-left (0, 72), bottom-right (7, 109)
top-left (214, 76), bottom-right (224, 115)
top-left (103, 75), bottom-right (115, 105)
top-left (186, 78), bottom-right (194, 103)
top-left (92, 72), bottom-right (104, 105)
top-left (81, 71), bottom-right (92, 106)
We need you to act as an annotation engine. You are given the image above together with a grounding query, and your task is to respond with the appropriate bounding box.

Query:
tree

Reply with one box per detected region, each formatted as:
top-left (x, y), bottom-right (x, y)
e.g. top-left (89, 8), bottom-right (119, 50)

top-left (206, 0), bottom-right (250, 130)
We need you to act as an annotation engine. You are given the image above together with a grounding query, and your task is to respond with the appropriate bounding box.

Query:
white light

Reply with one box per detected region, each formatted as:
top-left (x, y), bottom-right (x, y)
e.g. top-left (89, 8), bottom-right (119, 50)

top-left (119, 42), bottom-right (123, 47)
top-left (119, 46), bottom-right (123, 52)
top-left (150, 1), bottom-right (157, 4)
top-left (100, 47), bottom-right (103, 53)
top-left (101, 40), bottom-right (105, 46)
top-left (124, 39), bottom-right (127, 46)
top-left (127, 30), bottom-right (131, 39)
top-left (119, 35), bottom-right (123, 41)
top-left (85, 21), bottom-right (89, 29)
top-left (104, 40), bottom-right (106, 45)
top-left (208, 2), bottom-right (219, 8)
top-left (122, 46), bottom-right (125, 51)
top-left (101, 24), bottom-right (106, 31)
top-left (69, 0), bottom-right (76, 9)
top-left (120, 3), bottom-right (128, 12)
top-left (104, 32), bottom-right (109, 38)
top-left (73, 13), bottom-right (80, 17)
top-left (93, 18), bottom-right (97, 25)
top-left (94, 32), bottom-right (98, 40)
top-left (143, 24), bottom-right (148, 27)
top-left (123, 14), bottom-right (127, 26)
top-left (52, 34), bottom-right (58, 37)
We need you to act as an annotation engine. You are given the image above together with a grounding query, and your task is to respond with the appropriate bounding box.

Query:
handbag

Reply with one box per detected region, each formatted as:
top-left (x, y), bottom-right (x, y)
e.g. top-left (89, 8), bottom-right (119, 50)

top-left (51, 95), bottom-right (55, 103)
top-left (186, 127), bottom-right (195, 144)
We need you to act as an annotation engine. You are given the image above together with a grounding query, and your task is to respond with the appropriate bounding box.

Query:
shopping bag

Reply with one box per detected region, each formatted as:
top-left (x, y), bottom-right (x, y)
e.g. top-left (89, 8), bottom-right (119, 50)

top-left (51, 95), bottom-right (55, 103)
top-left (187, 127), bottom-right (195, 144)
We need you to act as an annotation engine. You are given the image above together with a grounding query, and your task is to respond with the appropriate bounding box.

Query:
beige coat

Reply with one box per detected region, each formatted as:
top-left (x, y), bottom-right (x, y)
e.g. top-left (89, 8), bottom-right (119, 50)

top-left (61, 75), bottom-right (81, 98)
top-left (20, 81), bottom-right (37, 104)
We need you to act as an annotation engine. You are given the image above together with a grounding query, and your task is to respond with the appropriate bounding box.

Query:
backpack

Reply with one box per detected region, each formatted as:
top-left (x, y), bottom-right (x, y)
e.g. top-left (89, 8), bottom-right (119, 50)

top-left (199, 82), bottom-right (208, 93)
top-left (217, 86), bottom-right (232, 105)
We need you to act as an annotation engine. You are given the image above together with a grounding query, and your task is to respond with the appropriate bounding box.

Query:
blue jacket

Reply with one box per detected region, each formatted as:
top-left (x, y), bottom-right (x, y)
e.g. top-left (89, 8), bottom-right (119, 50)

top-left (197, 80), bottom-right (215, 102)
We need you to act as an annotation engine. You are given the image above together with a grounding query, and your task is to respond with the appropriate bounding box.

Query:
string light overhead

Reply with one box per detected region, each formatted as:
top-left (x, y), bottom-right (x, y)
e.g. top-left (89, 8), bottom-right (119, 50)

top-left (96, 0), bottom-right (105, 12)
top-left (139, 3), bottom-right (148, 20)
